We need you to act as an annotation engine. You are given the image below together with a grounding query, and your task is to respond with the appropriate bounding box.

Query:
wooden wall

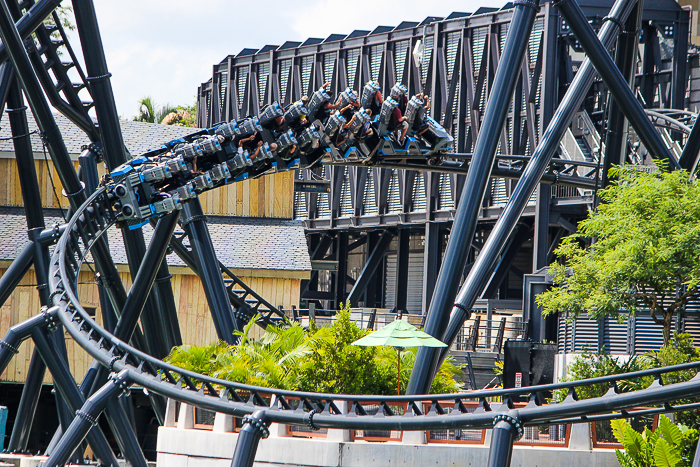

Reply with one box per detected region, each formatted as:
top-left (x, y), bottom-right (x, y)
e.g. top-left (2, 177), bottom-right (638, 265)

top-left (0, 268), bottom-right (301, 384)
top-left (0, 157), bottom-right (295, 218)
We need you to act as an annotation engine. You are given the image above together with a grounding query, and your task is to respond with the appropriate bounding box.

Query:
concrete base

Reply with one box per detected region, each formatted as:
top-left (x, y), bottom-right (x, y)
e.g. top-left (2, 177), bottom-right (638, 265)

top-left (0, 453), bottom-right (156, 467)
top-left (157, 426), bottom-right (620, 467)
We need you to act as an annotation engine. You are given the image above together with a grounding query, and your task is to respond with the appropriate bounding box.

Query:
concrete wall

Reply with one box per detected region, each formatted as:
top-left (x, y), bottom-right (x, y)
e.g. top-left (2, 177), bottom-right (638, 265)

top-left (157, 422), bottom-right (620, 467)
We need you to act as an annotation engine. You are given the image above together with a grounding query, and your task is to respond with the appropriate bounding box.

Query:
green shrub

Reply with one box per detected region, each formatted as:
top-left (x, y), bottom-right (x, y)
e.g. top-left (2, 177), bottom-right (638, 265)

top-left (165, 308), bottom-right (462, 395)
top-left (613, 414), bottom-right (698, 467)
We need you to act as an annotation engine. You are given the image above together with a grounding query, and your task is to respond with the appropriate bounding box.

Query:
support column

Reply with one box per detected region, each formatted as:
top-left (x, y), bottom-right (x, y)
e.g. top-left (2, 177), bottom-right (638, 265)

top-left (436, 0), bottom-right (639, 368)
top-left (231, 411), bottom-right (270, 467)
top-left (603, 2), bottom-right (643, 185)
top-left (532, 185), bottom-right (550, 272)
top-left (487, 414), bottom-right (523, 467)
top-left (334, 232), bottom-right (349, 308)
top-left (407, 0), bottom-right (542, 394)
top-left (422, 223), bottom-right (440, 317)
top-left (395, 229), bottom-right (410, 314)
top-left (182, 199), bottom-right (240, 343)
top-left (43, 370), bottom-right (130, 467)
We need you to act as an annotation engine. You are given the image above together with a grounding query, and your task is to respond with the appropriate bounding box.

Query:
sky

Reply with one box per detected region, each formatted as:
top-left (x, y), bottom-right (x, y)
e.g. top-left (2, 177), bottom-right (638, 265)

top-left (67, 0), bottom-right (492, 120)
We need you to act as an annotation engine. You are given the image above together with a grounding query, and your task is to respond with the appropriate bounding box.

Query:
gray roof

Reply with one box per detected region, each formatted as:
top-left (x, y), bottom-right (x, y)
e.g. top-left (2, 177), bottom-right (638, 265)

top-left (0, 113), bottom-right (196, 156)
top-left (0, 207), bottom-right (311, 273)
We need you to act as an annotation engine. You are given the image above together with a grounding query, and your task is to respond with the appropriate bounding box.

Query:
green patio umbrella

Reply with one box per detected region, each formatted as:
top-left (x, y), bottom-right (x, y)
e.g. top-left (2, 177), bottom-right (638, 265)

top-left (352, 319), bottom-right (447, 395)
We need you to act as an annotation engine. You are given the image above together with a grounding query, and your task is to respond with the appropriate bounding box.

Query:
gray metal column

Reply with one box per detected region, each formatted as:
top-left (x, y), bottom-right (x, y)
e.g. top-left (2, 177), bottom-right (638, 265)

top-left (603, 2), bottom-right (643, 185)
top-left (407, 0), bottom-right (542, 394)
top-left (422, 222), bottom-right (440, 316)
top-left (554, 0), bottom-right (677, 168)
top-left (436, 0), bottom-right (639, 367)
top-left (230, 411), bottom-right (269, 467)
top-left (182, 198), bottom-right (241, 343)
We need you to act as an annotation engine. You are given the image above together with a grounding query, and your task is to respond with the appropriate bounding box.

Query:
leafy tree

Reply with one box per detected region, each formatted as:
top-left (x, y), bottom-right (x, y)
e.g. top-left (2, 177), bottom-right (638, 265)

top-left (537, 166), bottom-right (700, 345)
top-left (552, 348), bottom-right (651, 403)
top-left (612, 414), bottom-right (698, 467)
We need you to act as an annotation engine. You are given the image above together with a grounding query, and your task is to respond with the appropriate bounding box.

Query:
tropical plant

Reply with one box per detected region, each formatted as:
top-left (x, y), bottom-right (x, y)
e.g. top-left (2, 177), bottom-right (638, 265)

top-left (612, 414), bottom-right (698, 467)
top-left (552, 348), bottom-right (652, 403)
top-left (213, 318), bottom-right (315, 389)
top-left (166, 307), bottom-right (463, 395)
top-left (537, 166), bottom-right (700, 345)
top-left (133, 97), bottom-right (196, 126)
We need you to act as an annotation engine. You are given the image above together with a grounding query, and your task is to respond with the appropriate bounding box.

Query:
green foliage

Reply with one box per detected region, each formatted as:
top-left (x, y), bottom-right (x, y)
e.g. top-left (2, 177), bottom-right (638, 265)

top-left (537, 166), bottom-right (700, 344)
top-left (612, 415), bottom-right (697, 467)
top-left (554, 335), bottom-right (700, 431)
top-left (133, 97), bottom-right (196, 127)
top-left (298, 309), bottom-right (385, 394)
top-left (165, 307), bottom-right (462, 395)
top-left (642, 333), bottom-right (700, 428)
top-left (552, 348), bottom-right (651, 403)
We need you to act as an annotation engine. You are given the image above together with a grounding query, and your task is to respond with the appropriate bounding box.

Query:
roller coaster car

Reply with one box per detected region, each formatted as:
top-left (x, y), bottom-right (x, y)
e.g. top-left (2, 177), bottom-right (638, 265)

top-left (360, 80), bottom-right (381, 109)
top-left (306, 88), bottom-right (330, 122)
top-left (259, 102), bottom-right (285, 128)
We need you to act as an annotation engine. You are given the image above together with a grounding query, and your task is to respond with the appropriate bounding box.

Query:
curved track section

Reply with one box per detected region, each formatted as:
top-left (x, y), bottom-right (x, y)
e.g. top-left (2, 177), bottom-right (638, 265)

top-left (48, 187), bottom-right (700, 432)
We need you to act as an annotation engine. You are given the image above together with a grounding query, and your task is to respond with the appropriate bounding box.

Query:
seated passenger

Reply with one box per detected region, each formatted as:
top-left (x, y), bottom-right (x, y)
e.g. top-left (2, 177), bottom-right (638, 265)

top-left (361, 81), bottom-right (383, 117)
top-left (400, 93), bottom-right (431, 142)
top-left (337, 109), bottom-right (374, 146)
top-left (390, 83), bottom-right (409, 114)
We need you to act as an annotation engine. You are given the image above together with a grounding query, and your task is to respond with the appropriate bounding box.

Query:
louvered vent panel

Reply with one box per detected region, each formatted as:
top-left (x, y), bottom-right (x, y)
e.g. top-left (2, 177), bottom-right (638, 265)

top-left (301, 56), bottom-right (313, 95)
top-left (633, 314), bottom-right (674, 352)
top-left (279, 59), bottom-right (292, 102)
top-left (323, 53), bottom-right (335, 85)
top-left (387, 171), bottom-right (401, 213)
top-left (682, 317), bottom-right (700, 345)
top-left (219, 72), bottom-right (228, 111)
top-left (529, 18), bottom-right (545, 110)
top-left (316, 168), bottom-right (331, 218)
top-left (500, 23), bottom-right (509, 53)
top-left (258, 63), bottom-right (270, 106)
top-left (237, 67), bottom-right (248, 113)
top-left (412, 173), bottom-right (426, 212)
top-left (421, 35), bottom-right (434, 84)
top-left (339, 167), bottom-right (353, 217)
top-left (394, 40), bottom-right (410, 83)
top-left (558, 314), bottom-right (573, 353)
top-left (490, 178), bottom-right (508, 206)
top-left (363, 170), bottom-right (378, 216)
top-left (603, 317), bottom-right (629, 354)
top-left (573, 315), bottom-right (599, 352)
top-left (346, 49), bottom-right (361, 88)
top-left (438, 173), bottom-right (454, 210)
top-left (370, 45), bottom-right (385, 82)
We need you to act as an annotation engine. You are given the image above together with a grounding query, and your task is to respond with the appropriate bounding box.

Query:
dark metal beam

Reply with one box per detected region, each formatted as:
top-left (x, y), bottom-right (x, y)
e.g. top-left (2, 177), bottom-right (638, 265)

top-left (435, 0), bottom-right (639, 370)
top-left (408, 0), bottom-right (542, 394)
top-left (554, 0), bottom-right (678, 169)
top-left (347, 231), bottom-right (394, 306)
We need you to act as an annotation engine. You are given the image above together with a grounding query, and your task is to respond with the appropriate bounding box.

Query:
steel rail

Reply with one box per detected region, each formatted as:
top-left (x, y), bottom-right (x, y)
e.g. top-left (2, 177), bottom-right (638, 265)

top-left (45, 185), bottom-right (700, 433)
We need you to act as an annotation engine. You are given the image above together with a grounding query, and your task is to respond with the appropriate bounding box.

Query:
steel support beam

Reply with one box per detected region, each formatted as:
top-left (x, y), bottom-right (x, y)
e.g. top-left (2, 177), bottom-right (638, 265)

top-left (679, 116), bottom-right (700, 172)
top-left (394, 229), bottom-right (410, 314)
top-left (435, 0), bottom-right (638, 370)
top-left (230, 411), bottom-right (269, 467)
top-left (482, 223), bottom-right (531, 299)
top-left (347, 231), bottom-right (394, 306)
top-left (603, 2), bottom-right (643, 185)
top-left (44, 370), bottom-right (130, 467)
top-left (487, 415), bottom-right (521, 467)
top-left (182, 198), bottom-right (241, 343)
top-left (422, 223), bottom-right (441, 316)
top-left (30, 323), bottom-right (120, 467)
top-left (334, 232), bottom-right (349, 307)
top-left (554, 0), bottom-right (678, 169)
top-left (408, 0), bottom-right (542, 394)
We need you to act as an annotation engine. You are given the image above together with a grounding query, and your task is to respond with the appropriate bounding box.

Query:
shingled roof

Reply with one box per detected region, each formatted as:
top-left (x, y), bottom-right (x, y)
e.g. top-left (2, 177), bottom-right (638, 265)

top-left (0, 113), bottom-right (196, 156)
top-left (0, 207), bottom-right (311, 273)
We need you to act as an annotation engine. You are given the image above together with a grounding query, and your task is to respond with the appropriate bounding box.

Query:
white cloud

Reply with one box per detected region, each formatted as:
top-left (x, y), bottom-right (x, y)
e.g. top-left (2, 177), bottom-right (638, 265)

top-left (67, 0), bottom-right (494, 120)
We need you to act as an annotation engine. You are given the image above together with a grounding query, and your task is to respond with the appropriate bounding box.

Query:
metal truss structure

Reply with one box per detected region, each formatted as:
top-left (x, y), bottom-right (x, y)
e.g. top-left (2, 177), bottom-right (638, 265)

top-left (0, 0), bottom-right (695, 466)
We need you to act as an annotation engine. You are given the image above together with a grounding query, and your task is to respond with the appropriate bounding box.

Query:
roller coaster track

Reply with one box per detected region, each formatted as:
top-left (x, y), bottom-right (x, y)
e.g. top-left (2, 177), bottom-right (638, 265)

top-left (0, 0), bottom-right (696, 465)
top-left (25, 182), bottom-right (700, 464)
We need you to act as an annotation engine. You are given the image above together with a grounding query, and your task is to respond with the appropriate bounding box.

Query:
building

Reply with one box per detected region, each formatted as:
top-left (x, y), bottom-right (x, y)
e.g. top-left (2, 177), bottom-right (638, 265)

top-left (0, 113), bottom-right (310, 387)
